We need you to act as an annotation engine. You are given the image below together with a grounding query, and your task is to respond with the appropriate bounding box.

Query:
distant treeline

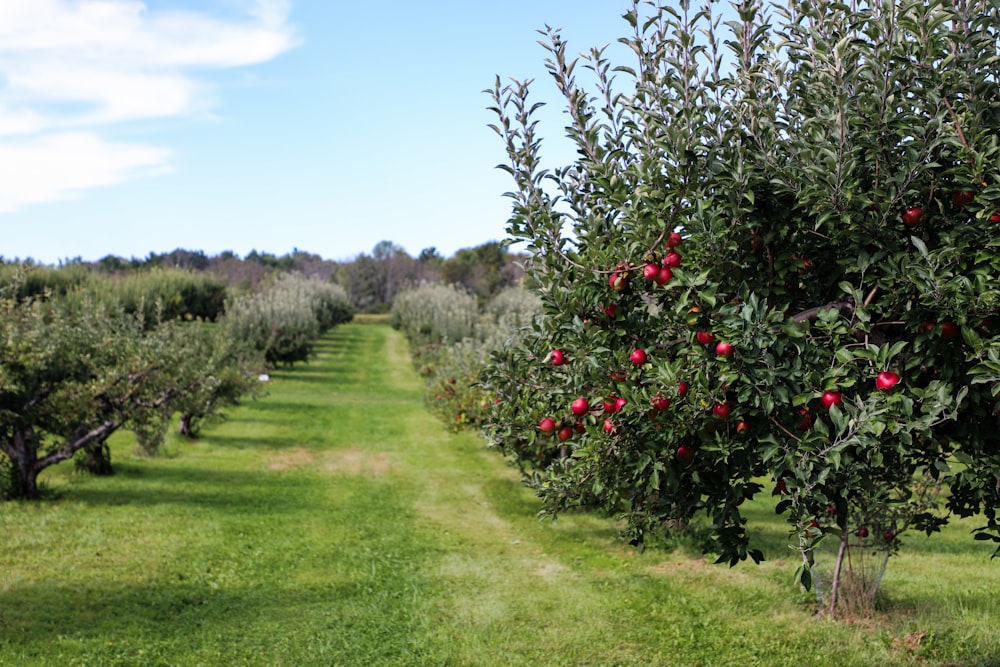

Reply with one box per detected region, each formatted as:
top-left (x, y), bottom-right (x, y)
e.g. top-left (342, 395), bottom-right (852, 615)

top-left (2, 240), bottom-right (526, 313)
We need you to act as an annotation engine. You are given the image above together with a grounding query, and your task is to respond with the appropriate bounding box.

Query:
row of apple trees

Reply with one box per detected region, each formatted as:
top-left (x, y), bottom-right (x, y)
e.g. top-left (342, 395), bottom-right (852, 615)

top-left (390, 281), bottom-right (540, 429)
top-left (481, 0), bottom-right (1000, 615)
top-left (1, 267), bottom-right (353, 499)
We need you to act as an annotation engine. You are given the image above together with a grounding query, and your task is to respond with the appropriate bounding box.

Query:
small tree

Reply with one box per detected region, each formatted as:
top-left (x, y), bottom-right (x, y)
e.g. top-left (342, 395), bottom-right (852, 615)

top-left (483, 0), bottom-right (1000, 615)
top-left (0, 285), bottom-right (264, 497)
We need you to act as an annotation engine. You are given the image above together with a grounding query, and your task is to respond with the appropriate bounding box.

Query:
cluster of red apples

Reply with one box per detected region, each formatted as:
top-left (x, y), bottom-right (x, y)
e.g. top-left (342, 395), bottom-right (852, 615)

top-left (536, 230), bottom-right (910, 461)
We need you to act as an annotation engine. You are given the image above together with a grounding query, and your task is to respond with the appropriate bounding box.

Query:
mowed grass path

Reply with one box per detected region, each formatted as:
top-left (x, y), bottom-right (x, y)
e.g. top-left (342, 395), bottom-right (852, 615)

top-left (1, 323), bottom-right (998, 666)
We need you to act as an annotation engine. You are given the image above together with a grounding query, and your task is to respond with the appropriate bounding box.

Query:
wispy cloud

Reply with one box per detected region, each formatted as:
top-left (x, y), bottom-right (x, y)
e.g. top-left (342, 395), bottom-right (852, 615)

top-left (0, 0), bottom-right (298, 212)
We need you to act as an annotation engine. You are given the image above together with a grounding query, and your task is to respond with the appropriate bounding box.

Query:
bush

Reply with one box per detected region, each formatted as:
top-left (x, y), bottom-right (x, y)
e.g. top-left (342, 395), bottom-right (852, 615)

top-left (393, 282), bottom-right (541, 430)
top-left (222, 273), bottom-right (353, 367)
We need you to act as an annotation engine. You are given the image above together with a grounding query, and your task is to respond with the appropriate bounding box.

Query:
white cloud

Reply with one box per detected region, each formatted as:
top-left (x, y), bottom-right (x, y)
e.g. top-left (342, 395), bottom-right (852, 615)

top-left (0, 0), bottom-right (298, 212)
top-left (0, 132), bottom-right (171, 213)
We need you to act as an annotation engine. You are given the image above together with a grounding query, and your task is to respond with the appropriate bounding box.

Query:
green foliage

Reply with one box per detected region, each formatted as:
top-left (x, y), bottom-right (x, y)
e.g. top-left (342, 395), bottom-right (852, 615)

top-left (0, 277), bottom-right (266, 498)
top-left (483, 0), bottom-right (1000, 614)
top-left (393, 284), bottom-right (541, 430)
top-left (0, 263), bottom-right (94, 300)
top-left (95, 267), bottom-right (229, 323)
top-left (222, 273), bottom-right (354, 367)
top-left (391, 281), bottom-right (480, 347)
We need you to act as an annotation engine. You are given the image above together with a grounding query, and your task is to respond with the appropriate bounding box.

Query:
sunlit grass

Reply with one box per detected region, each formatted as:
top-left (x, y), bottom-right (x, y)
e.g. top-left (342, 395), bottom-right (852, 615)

top-left (1, 323), bottom-right (997, 666)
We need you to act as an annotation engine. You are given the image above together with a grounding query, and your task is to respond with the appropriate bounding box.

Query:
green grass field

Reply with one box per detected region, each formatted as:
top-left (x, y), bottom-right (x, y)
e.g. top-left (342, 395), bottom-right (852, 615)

top-left (1, 323), bottom-right (998, 666)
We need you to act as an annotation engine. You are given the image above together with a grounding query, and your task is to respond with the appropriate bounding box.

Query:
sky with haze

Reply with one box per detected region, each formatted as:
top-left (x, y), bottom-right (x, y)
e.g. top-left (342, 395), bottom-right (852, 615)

top-left (0, 1), bottom-right (665, 264)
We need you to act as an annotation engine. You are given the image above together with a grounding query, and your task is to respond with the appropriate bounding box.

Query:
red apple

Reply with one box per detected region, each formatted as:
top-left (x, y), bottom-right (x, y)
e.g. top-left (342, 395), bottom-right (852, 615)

top-left (677, 382), bottom-right (689, 397)
top-left (557, 426), bottom-right (573, 441)
top-left (571, 397), bottom-right (590, 417)
top-left (652, 396), bottom-right (671, 411)
top-left (712, 401), bottom-right (732, 420)
top-left (991, 212), bottom-right (1000, 223)
top-left (666, 231), bottom-right (683, 249)
top-left (902, 206), bottom-right (924, 227)
top-left (656, 266), bottom-right (673, 285)
top-left (663, 252), bottom-right (682, 268)
top-left (775, 478), bottom-right (789, 495)
top-left (615, 396), bottom-right (628, 412)
top-left (538, 418), bottom-right (556, 434)
top-left (940, 320), bottom-right (959, 340)
top-left (820, 390), bottom-right (843, 410)
top-left (602, 304), bottom-right (618, 318)
top-left (676, 445), bottom-right (695, 462)
top-left (643, 262), bottom-right (660, 281)
top-left (953, 190), bottom-right (975, 207)
top-left (551, 349), bottom-right (566, 366)
top-left (735, 420), bottom-right (749, 434)
top-left (696, 331), bottom-right (715, 345)
top-left (883, 529), bottom-right (895, 542)
top-left (603, 419), bottom-right (617, 434)
top-left (876, 371), bottom-right (900, 391)
top-left (630, 348), bottom-right (648, 365)
top-left (857, 526), bottom-right (869, 538)
top-left (603, 398), bottom-right (619, 413)
top-left (715, 341), bottom-right (733, 356)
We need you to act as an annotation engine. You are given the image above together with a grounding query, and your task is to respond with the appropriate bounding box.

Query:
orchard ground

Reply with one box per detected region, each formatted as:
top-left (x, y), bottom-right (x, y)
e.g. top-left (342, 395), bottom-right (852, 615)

top-left (0, 321), bottom-right (997, 666)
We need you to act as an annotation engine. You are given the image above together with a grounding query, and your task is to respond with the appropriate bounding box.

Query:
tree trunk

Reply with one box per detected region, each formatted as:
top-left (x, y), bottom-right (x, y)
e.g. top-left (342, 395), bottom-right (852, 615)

top-left (78, 438), bottom-right (114, 476)
top-left (828, 526), bottom-right (850, 616)
top-left (3, 428), bottom-right (41, 500)
top-left (178, 413), bottom-right (198, 438)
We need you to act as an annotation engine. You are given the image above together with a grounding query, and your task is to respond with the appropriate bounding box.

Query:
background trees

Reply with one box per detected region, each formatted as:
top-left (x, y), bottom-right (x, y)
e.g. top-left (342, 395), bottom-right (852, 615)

top-left (482, 0), bottom-right (1000, 614)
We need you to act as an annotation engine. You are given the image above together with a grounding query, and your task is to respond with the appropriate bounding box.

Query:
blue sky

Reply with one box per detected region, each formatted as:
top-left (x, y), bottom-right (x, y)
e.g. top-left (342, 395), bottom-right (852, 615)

top-left (0, 0), bottom-right (639, 264)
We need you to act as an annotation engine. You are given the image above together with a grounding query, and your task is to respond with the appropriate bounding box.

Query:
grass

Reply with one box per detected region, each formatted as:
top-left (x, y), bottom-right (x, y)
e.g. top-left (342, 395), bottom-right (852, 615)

top-left (1, 323), bottom-right (998, 666)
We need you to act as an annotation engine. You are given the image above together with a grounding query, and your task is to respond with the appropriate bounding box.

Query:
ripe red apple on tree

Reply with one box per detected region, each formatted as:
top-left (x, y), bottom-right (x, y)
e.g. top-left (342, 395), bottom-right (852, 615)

top-left (715, 341), bottom-right (733, 356)
top-left (630, 348), bottom-right (648, 365)
top-left (643, 262), bottom-right (661, 281)
top-left (820, 390), bottom-right (843, 410)
top-left (652, 395), bottom-right (671, 411)
top-left (857, 526), bottom-right (869, 538)
top-left (656, 267), bottom-right (673, 285)
top-left (876, 371), bottom-right (900, 391)
top-left (712, 401), bottom-right (732, 420)
top-left (603, 419), bottom-right (617, 434)
top-left (696, 331), bottom-right (715, 345)
top-left (663, 252), bottom-right (682, 268)
top-left (953, 190), bottom-right (975, 207)
top-left (609, 270), bottom-right (629, 291)
top-left (940, 320), bottom-right (959, 340)
top-left (571, 397), bottom-right (590, 416)
top-left (677, 381), bottom-right (689, 397)
top-left (666, 231), bottom-right (683, 249)
top-left (676, 444), bottom-right (695, 462)
top-left (602, 304), bottom-right (618, 318)
top-left (557, 426), bottom-right (573, 441)
top-left (550, 349), bottom-right (566, 366)
top-left (539, 417), bottom-right (556, 434)
top-left (736, 420), bottom-right (749, 434)
top-left (902, 206), bottom-right (924, 227)
top-left (615, 396), bottom-right (627, 412)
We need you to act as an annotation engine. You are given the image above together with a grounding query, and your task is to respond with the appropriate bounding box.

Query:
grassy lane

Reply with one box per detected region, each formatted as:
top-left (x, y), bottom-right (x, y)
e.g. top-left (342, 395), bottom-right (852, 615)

top-left (1, 323), bottom-right (998, 666)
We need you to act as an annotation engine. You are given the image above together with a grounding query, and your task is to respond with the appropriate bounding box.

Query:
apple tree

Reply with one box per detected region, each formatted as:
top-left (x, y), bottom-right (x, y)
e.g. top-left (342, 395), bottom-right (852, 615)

top-left (482, 0), bottom-right (1000, 613)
